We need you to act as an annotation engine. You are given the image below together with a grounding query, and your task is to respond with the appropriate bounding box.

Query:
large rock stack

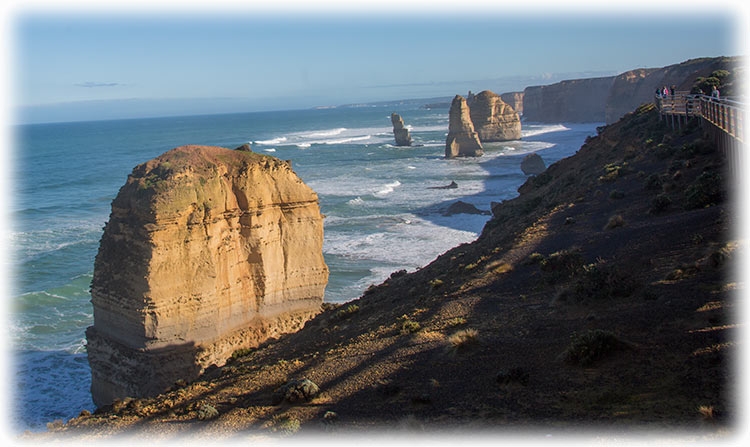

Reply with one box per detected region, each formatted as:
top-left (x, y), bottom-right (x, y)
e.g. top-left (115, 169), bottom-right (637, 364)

top-left (468, 90), bottom-right (521, 142)
top-left (445, 95), bottom-right (484, 158)
top-left (86, 145), bottom-right (329, 406)
top-left (390, 113), bottom-right (413, 146)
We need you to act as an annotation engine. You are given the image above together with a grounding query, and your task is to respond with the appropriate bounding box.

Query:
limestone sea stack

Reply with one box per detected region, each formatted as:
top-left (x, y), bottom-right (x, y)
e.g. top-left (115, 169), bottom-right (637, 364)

top-left (390, 113), bottom-right (413, 146)
top-left (445, 95), bottom-right (483, 158)
top-left (467, 90), bottom-right (521, 142)
top-left (86, 145), bottom-right (329, 406)
top-left (521, 153), bottom-right (546, 175)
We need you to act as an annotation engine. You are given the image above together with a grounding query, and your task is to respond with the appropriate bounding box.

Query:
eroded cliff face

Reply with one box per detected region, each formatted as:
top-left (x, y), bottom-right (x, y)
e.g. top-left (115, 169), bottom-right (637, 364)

top-left (604, 57), bottom-right (740, 124)
top-left (500, 91), bottom-right (524, 116)
top-left (86, 145), bottom-right (328, 406)
top-left (523, 76), bottom-right (616, 123)
top-left (445, 95), bottom-right (483, 158)
top-left (467, 90), bottom-right (521, 142)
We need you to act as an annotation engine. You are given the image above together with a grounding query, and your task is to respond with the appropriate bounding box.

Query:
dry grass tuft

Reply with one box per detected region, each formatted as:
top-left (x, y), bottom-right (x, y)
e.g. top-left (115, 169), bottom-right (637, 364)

top-left (445, 329), bottom-right (480, 355)
top-left (698, 405), bottom-right (714, 421)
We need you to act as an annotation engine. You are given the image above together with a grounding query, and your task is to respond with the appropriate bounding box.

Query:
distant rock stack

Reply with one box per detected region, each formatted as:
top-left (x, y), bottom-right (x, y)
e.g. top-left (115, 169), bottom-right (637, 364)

top-left (468, 90), bottom-right (522, 142)
top-left (445, 95), bottom-right (484, 158)
top-left (86, 145), bottom-right (329, 407)
top-left (390, 113), bottom-right (413, 146)
top-left (521, 153), bottom-right (546, 175)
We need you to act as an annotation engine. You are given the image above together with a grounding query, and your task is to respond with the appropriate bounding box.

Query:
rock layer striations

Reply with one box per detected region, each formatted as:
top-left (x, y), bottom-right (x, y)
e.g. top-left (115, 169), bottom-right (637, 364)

top-left (445, 95), bottom-right (484, 158)
top-left (86, 145), bottom-right (328, 406)
top-left (390, 113), bottom-right (413, 146)
top-left (467, 90), bottom-right (521, 142)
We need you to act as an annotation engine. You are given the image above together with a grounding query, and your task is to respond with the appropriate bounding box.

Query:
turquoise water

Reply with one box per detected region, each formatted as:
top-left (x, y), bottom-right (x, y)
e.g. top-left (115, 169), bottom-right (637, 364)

top-left (11, 104), bottom-right (598, 430)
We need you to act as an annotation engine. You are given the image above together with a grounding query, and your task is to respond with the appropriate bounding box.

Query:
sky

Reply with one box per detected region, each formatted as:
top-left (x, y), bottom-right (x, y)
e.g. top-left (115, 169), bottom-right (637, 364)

top-left (9, 4), bottom-right (742, 123)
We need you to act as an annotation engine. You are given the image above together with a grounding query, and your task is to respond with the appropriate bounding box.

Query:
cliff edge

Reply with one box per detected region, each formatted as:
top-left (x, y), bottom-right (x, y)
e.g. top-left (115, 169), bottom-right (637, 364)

top-left (86, 145), bottom-right (329, 406)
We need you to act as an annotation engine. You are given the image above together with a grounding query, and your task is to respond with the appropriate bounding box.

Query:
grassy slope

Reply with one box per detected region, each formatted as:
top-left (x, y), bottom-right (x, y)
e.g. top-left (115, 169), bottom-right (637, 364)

top-left (50, 105), bottom-right (739, 438)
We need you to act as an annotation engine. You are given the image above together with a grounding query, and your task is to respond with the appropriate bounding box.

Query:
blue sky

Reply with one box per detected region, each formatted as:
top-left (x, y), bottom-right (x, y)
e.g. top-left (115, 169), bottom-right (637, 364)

top-left (13, 11), bottom-right (738, 123)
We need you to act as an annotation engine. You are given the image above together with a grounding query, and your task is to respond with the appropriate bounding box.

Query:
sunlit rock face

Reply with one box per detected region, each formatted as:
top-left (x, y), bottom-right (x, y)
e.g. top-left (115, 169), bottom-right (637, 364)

top-left (468, 90), bottom-right (521, 142)
top-left (86, 145), bottom-right (328, 406)
top-left (445, 95), bottom-right (484, 158)
top-left (391, 113), bottom-right (413, 146)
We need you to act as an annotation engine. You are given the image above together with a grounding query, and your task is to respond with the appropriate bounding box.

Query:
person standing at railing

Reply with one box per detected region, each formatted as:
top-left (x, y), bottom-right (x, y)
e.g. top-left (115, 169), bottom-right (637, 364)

top-left (711, 85), bottom-right (720, 100)
top-left (663, 86), bottom-right (669, 97)
top-left (670, 85), bottom-right (676, 96)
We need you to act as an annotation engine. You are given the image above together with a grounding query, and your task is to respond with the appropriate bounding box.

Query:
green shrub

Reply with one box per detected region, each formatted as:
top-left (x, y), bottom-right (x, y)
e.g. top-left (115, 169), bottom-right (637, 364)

top-left (609, 190), bottom-right (625, 200)
top-left (446, 317), bottom-right (467, 327)
top-left (335, 304), bottom-right (360, 320)
top-left (197, 404), bottom-right (219, 420)
top-left (231, 347), bottom-right (254, 360)
top-left (649, 194), bottom-right (672, 214)
top-left (604, 214), bottom-right (625, 230)
top-left (655, 144), bottom-right (675, 160)
top-left (561, 262), bottom-right (636, 302)
top-left (644, 173), bottom-right (662, 191)
top-left (685, 171), bottom-right (724, 209)
top-left (400, 319), bottom-right (421, 334)
top-left (563, 329), bottom-right (626, 366)
top-left (540, 250), bottom-right (584, 283)
top-left (523, 252), bottom-right (546, 265)
top-left (429, 278), bottom-right (444, 289)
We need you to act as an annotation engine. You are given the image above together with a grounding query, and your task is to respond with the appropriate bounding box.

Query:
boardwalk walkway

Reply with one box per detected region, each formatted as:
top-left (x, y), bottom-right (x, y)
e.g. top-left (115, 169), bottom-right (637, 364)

top-left (656, 92), bottom-right (744, 177)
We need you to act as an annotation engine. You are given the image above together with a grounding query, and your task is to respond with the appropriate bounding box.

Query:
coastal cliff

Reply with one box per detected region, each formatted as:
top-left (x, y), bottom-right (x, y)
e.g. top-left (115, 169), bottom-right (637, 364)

top-left (604, 57), bottom-right (740, 123)
top-left (59, 102), bottom-right (735, 438)
top-left (86, 145), bottom-right (328, 406)
top-left (445, 95), bottom-right (483, 158)
top-left (521, 57), bottom-right (740, 124)
top-left (523, 76), bottom-right (616, 123)
top-left (467, 90), bottom-right (521, 142)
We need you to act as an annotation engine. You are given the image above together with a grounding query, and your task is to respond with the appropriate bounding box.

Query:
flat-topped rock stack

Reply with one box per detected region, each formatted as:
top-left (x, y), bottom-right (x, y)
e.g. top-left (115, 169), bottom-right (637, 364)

top-left (86, 145), bottom-right (328, 406)
top-left (468, 90), bottom-right (521, 142)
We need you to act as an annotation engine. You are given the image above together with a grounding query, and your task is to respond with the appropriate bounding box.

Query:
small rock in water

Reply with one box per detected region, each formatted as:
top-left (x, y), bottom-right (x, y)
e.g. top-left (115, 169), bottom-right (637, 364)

top-left (443, 200), bottom-right (491, 216)
top-left (521, 153), bottom-right (546, 175)
top-left (234, 143), bottom-right (253, 152)
top-left (428, 181), bottom-right (458, 189)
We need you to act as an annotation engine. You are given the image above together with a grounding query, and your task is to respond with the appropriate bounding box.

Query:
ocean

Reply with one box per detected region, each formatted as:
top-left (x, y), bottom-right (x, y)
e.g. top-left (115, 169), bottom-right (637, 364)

top-left (10, 103), bottom-right (599, 431)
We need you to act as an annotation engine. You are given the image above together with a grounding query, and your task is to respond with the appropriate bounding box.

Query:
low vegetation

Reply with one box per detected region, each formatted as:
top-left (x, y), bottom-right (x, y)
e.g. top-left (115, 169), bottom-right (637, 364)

top-left (563, 329), bottom-right (628, 366)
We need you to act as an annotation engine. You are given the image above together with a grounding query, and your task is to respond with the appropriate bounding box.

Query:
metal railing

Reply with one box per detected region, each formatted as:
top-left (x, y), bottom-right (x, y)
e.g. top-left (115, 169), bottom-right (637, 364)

top-left (656, 92), bottom-right (744, 142)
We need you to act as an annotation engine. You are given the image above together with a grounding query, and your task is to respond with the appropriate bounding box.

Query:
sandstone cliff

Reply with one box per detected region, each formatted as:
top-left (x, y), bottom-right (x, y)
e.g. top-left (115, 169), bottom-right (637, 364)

top-left (523, 76), bottom-right (616, 123)
top-left (467, 90), bottom-right (521, 142)
top-left (390, 113), bottom-right (413, 146)
top-left (500, 91), bottom-right (524, 116)
top-left (445, 95), bottom-right (483, 158)
top-left (604, 57), bottom-right (740, 124)
top-left (86, 145), bottom-right (328, 406)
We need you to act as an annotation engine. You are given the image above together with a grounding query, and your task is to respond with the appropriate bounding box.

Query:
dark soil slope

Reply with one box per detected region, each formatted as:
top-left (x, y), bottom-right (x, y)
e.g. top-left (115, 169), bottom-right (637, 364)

top-left (47, 104), bottom-right (739, 439)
